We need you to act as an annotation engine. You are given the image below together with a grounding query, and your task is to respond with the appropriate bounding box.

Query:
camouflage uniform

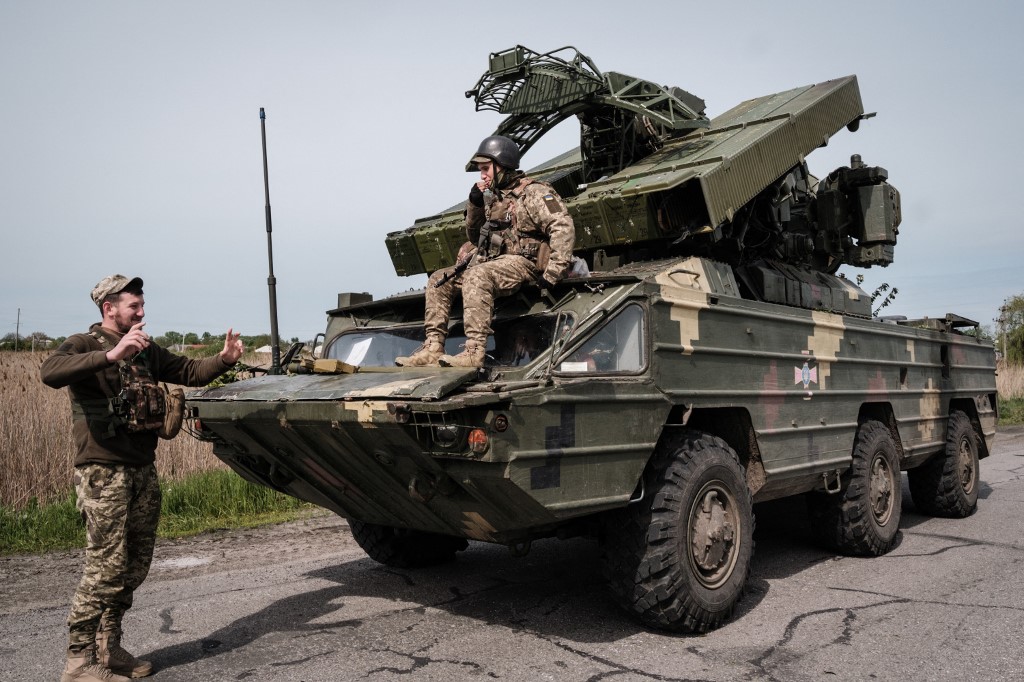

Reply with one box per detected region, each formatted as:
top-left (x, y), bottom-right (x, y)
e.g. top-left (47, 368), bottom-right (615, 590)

top-left (425, 175), bottom-right (575, 351)
top-left (41, 320), bottom-right (233, 675)
top-left (70, 463), bottom-right (161, 651)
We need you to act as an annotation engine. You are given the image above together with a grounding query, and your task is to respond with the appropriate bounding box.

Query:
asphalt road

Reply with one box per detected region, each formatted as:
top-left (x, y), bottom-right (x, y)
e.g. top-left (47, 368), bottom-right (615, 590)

top-left (3, 427), bottom-right (1023, 682)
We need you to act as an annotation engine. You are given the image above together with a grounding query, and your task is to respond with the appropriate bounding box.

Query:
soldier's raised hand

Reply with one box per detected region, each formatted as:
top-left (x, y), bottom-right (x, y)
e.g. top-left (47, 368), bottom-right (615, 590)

top-left (219, 329), bottom-right (244, 364)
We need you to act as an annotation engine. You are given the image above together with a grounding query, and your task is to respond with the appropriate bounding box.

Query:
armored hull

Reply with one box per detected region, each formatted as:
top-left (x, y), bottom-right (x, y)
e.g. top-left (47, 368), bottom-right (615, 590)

top-left (189, 257), bottom-right (996, 537)
top-left (187, 47), bottom-right (996, 632)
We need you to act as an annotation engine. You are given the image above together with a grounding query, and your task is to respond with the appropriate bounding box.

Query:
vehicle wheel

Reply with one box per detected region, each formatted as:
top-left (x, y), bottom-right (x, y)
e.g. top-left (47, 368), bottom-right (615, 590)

top-left (348, 520), bottom-right (469, 568)
top-left (908, 411), bottom-right (980, 518)
top-left (602, 430), bottom-right (754, 633)
top-left (808, 420), bottom-right (902, 556)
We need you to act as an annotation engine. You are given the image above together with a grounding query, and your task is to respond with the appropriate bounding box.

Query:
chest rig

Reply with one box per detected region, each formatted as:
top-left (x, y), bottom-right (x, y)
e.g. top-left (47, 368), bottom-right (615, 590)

top-left (480, 179), bottom-right (550, 268)
top-left (80, 331), bottom-right (167, 436)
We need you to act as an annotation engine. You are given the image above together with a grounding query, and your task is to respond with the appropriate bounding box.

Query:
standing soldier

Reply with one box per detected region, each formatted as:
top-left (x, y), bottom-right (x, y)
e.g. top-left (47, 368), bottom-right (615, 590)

top-left (41, 275), bottom-right (244, 682)
top-left (396, 135), bottom-right (575, 368)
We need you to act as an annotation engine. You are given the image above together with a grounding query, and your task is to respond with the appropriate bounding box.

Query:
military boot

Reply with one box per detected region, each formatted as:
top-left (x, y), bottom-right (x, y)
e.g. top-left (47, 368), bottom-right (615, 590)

top-left (61, 647), bottom-right (132, 682)
top-left (438, 339), bottom-right (486, 368)
top-left (395, 333), bottom-right (445, 367)
top-left (96, 629), bottom-right (153, 678)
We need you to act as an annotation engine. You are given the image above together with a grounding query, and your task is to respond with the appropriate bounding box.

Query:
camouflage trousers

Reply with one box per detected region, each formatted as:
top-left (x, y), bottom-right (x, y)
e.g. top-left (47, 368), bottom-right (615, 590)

top-left (426, 254), bottom-right (537, 342)
top-left (68, 463), bottom-right (161, 653)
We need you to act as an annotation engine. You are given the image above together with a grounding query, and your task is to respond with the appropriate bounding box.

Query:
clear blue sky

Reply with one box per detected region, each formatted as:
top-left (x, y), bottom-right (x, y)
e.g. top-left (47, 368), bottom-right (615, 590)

top-left (2, 1), bottom-right (1021, 342)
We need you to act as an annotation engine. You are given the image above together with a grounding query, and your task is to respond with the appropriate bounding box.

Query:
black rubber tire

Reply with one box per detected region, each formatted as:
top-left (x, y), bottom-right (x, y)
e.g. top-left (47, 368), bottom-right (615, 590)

top-left (602, 430), bottom-right (754, 633)
top-left (348, 520), bottom-right (469, 568)
top-left (808, 420), bottom-right (902, 556)
top-left (908, 411), bottom-right (980, 518)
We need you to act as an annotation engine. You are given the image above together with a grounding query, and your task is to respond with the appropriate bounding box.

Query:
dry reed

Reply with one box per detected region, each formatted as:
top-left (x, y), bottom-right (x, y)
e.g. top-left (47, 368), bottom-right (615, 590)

top-left (4, 350), bottom-right (1022, 510)
top-left (997, 360), bottom-right (1024, 400)
top-left (0, 350), bottom-right (232, 510)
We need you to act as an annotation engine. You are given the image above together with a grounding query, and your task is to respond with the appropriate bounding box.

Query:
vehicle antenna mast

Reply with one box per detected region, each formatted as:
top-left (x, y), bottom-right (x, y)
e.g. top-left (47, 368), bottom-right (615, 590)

top-left (260, 107), bottom-right (282, 375)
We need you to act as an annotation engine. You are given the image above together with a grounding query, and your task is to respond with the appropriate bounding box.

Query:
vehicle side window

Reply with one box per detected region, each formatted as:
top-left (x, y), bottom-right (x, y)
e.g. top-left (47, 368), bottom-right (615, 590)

top-left (324, 313), bottom-right (561, 368)
top-left (327, 329), bottom-right (423, 366)
top-left (559, 304), bottom-right (645, 373)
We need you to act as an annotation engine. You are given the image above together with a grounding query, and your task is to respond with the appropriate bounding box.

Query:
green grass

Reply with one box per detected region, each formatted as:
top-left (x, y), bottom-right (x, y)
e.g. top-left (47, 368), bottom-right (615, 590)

top-left (0, 492), bottom-right (83, 555)
top-left (1000, 397), bottom-right (1024, 426)
top-left (0, 469), bottom-right (315, 555)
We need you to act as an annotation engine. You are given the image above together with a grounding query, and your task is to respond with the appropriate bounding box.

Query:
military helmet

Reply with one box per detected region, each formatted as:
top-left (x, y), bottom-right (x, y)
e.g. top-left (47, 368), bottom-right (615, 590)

top-left (470, 135), bottom-right (521, 170)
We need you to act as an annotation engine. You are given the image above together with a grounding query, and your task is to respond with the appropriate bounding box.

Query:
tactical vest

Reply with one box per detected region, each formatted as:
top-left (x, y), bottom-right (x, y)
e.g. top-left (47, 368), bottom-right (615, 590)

top-left (483, 178), bottom-right (553, 269)
top-left (71, 331), bottom-right (168, 438)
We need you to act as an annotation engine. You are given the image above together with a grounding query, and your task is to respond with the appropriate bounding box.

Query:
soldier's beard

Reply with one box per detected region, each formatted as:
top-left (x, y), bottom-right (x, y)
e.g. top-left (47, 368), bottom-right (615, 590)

top-left (111, 311), bottom-right (142, 334)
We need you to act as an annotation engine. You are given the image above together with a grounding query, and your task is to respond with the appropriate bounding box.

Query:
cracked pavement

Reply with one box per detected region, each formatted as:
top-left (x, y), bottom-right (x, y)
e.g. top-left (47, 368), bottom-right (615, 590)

top-left (2, 426), bottom-right (1023, 681)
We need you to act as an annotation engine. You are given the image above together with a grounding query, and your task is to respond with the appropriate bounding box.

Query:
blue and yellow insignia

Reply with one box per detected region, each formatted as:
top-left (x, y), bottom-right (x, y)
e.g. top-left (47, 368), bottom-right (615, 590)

top-left (542, 194), bottom-right (564, 213)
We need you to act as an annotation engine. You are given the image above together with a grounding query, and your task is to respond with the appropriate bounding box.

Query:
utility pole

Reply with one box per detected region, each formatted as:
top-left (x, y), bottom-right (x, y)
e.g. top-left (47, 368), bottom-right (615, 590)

top-left (998, 303), bottom-right (1008, 360)
top-left (15, 308), bottom-right (20, 352)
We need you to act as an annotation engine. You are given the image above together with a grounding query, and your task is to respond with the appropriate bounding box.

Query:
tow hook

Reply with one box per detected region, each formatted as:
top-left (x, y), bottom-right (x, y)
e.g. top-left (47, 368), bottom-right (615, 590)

top-left (822, 469), bottom-right (843, 495)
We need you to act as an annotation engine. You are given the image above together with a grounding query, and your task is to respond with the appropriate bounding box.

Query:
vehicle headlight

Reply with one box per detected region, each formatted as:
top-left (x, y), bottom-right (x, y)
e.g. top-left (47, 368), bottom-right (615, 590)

top-left (432, 424), bottom-right (461, 449)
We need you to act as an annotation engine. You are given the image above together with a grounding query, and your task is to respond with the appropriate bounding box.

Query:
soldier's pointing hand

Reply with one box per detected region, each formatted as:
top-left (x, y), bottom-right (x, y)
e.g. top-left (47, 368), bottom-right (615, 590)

top-left (107, 322), bottom-right (150, 363)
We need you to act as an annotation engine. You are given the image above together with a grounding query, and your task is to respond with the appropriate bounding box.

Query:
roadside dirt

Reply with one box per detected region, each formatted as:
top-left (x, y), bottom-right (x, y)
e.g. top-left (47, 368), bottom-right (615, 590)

top-left (0, 511), bottom-right (356, 616)
top-left (5, 427), bottom-right (1022, 618)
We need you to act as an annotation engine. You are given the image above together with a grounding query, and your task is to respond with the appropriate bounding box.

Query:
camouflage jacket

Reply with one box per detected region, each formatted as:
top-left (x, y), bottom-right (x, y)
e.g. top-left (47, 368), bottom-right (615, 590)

top-left (40, 324), bottom-right (232, 467)
top-left (464, 176), bottom-right (575, 283)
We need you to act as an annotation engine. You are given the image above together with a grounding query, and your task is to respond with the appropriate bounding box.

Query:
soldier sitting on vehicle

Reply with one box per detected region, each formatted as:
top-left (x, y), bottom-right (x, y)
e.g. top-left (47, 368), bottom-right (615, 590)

top-left (396, 135), bottom-right (575, 369)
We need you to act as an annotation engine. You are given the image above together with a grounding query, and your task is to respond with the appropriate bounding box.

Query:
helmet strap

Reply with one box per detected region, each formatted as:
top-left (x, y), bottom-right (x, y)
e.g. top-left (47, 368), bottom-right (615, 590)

top-left (495, 167), bottom-right (523, 191)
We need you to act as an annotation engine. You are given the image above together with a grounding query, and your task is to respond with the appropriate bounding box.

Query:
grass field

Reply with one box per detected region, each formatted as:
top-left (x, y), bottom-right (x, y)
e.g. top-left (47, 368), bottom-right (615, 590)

top-left (2, 349), bottom-right (1023, 528)
top-left (5, 350), bottom-right (1024, 511)
top-left (0, 349), bottom-right (310, 554)
top-left (0, 350), bottom-right (256, 510)
top-left (0, 468), bottom-right (315, 554)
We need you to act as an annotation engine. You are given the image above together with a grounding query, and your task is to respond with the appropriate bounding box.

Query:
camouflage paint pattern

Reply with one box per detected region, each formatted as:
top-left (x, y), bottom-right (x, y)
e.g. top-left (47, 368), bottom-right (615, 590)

top-left (67, 463), bottom-right (160, 651)
top-left (643, 263), bottom-right (997, 499)
top-left (386, 75), bottom-right (866, 278)
top-left (188, 61), bottom-right (991, 546)
top-left (187, 255), bottom-right (996, 545)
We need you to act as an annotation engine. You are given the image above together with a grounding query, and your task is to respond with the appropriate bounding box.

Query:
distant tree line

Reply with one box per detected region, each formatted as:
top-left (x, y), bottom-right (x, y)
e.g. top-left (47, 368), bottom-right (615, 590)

top-left (0, 332), bottom-right (59, 351)
top-left (999, 294), bottom-right (1024, 365)
top-left (1, 331), bottom-right (301, 355)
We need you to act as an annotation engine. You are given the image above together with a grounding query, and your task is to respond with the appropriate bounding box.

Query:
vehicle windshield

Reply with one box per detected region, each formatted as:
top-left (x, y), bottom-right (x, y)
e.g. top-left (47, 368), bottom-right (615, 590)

top-left (324, 314), bottom-right (564, 368)
top-left (558, 304), bottom-right (646, 374)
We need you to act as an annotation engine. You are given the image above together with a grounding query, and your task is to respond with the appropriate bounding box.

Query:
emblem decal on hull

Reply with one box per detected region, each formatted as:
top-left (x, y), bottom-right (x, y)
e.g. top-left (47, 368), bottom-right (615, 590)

top-left (795, 362), bottom-right (818, 389)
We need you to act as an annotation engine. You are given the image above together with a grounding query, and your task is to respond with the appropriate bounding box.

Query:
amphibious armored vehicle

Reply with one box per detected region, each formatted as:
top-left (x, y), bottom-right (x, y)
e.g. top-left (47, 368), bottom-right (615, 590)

top-left (186, 47), bottom-right (998, 632)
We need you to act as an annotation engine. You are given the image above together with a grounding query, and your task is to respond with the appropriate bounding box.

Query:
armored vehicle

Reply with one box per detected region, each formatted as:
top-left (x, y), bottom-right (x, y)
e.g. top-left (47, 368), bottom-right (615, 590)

top-left (186, 47), bottom-right (997, 632)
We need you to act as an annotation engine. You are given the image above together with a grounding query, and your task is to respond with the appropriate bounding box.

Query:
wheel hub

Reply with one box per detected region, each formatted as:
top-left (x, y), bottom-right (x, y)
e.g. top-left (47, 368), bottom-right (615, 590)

top-left (690, 487), bottom-right (737, 586)
top-left (958, 436), bottom-right (977, 494)
top-left (869, 454), bottom-right (894, 525)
